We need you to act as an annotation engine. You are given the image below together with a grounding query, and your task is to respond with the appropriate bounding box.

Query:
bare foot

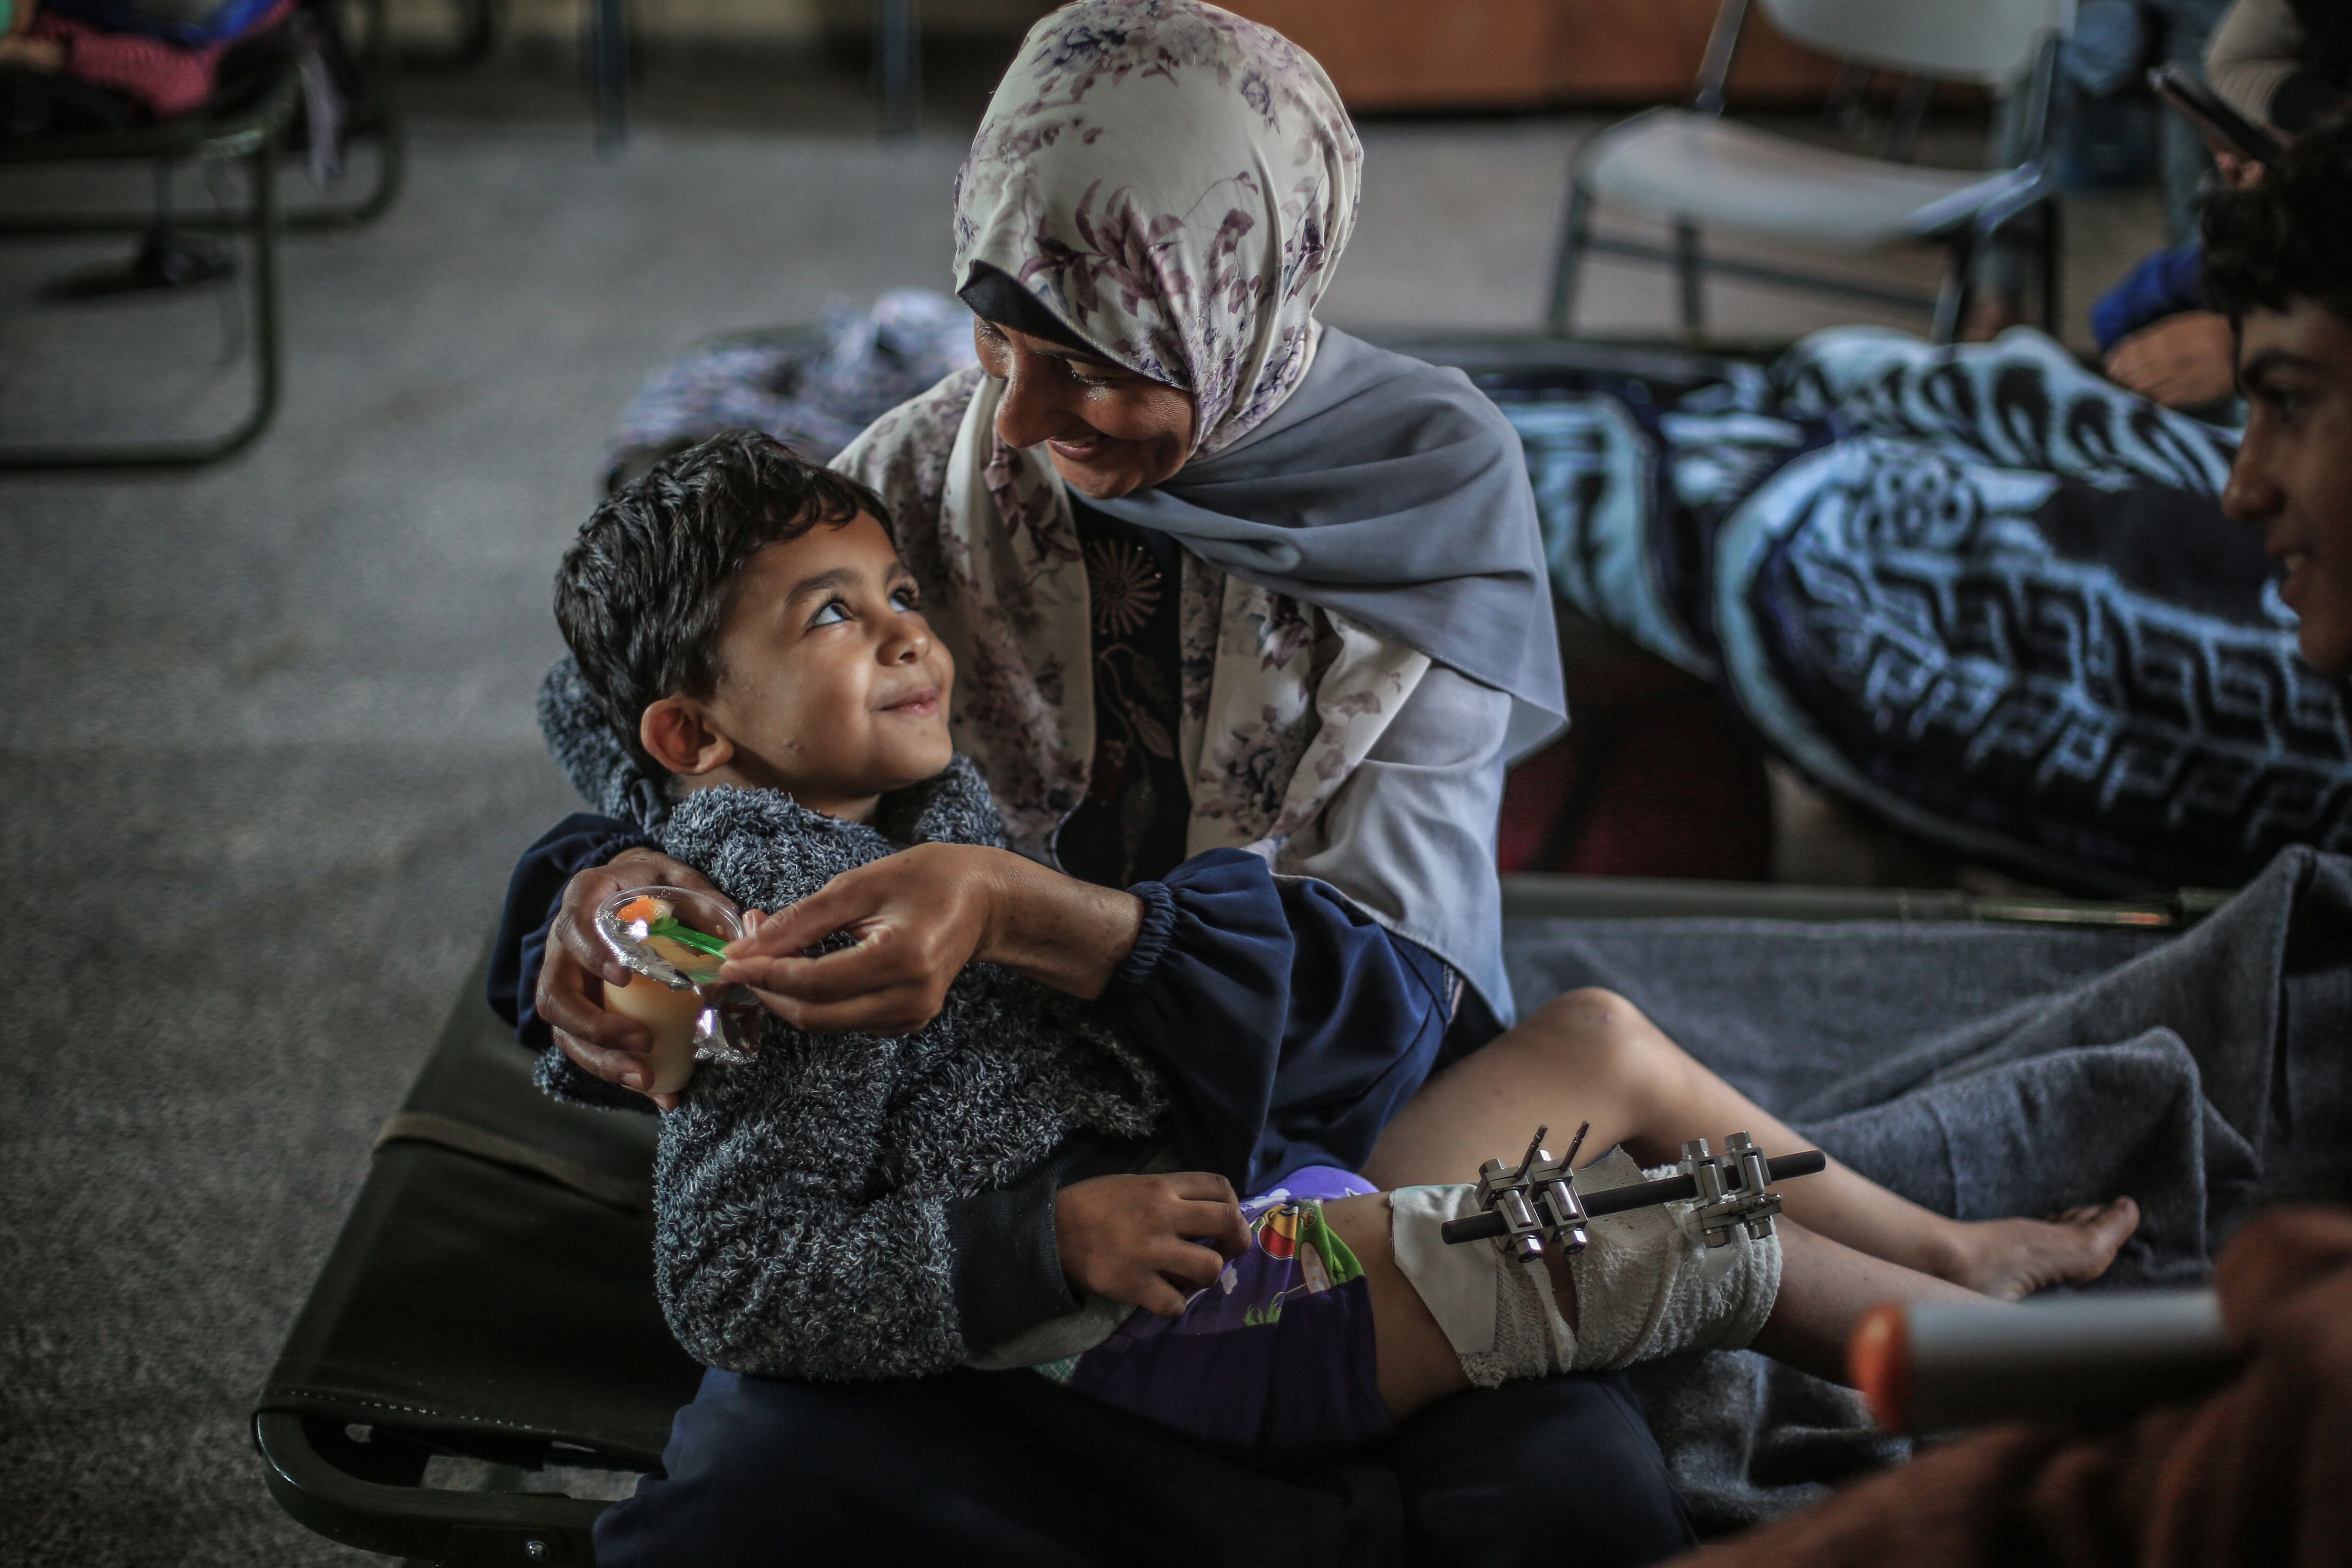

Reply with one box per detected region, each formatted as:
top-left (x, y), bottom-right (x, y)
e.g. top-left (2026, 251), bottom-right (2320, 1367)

top-left (1939, 1197), bottom-right (2142, 1301)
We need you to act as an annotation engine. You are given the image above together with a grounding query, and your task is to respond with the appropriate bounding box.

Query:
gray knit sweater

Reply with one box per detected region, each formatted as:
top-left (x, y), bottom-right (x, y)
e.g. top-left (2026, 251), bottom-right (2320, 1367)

top-left (534, 665), bottom-right (1166, 1380)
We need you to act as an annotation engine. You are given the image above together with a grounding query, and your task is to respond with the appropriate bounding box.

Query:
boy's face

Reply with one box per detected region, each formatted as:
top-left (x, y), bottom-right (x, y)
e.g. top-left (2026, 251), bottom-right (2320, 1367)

top-left (690, 513), bottom-right (954, 817)
top-left (2225, 300), bottom-right (2352, 675)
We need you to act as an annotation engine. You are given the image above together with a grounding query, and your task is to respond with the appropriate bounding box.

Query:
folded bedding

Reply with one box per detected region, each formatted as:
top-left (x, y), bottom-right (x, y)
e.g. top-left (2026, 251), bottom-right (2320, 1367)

top-left (1502, 846), bottom-right (2352, 1531)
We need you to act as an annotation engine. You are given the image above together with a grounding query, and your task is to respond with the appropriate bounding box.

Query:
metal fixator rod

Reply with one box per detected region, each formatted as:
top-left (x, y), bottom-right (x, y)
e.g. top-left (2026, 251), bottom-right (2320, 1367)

top-left (1441, 1133), bottom-right (1825, 1254)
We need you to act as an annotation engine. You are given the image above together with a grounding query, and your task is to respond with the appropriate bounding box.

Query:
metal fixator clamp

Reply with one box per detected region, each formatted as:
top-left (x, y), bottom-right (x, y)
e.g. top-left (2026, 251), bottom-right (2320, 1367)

top-left (1439, 1126), bottom-right (1828, 1261)
top-left (1470, 1121), bottom-right (1595, 1263)
top-left (1680, 1131), bottom-right (1785, 1248)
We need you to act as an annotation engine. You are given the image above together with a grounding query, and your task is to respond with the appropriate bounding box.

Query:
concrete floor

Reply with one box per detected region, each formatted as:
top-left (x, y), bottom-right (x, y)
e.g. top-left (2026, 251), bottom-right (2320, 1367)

top-left (0, 48), bottom-right (2169, 1566)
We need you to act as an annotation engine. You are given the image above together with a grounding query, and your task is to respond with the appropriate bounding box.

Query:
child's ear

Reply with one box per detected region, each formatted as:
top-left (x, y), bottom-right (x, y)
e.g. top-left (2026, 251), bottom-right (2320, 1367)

top-left (641, 697), bottom-right (734, 777)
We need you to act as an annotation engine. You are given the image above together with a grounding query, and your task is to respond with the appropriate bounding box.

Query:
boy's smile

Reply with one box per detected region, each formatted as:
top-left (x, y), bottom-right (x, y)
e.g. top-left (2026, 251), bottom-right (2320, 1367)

top-left (642, 512), bottom-right (955, 821)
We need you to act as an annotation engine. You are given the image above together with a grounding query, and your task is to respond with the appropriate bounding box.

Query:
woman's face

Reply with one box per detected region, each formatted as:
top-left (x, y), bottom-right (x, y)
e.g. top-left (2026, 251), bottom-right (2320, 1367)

top-left (974, 318), bottom-right (1197, 499)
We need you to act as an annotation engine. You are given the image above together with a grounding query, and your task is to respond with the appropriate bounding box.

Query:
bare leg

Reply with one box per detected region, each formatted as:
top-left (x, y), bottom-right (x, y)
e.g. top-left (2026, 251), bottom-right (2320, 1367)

top-left (1323, 1195), bottom-right (1985, 1420)
top-left (1363, 989), bottom-right (2137, 1302)
top-left (1321, 1194), bottom-right (1470, 1422)
top-left (1748, 1220), bottom-right (1979, 1383)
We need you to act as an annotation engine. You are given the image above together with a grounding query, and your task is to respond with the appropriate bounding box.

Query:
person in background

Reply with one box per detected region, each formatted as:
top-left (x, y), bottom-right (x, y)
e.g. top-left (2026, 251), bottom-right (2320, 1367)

top-left (2094, 238), bottom-right (2234, 409)
top-left (1968, 0), bottom-right (2231, 345)
top-left (0, 0), bottom-right (58, 69)
top-left (2208, 0), bottom-right (2352, 136)
top-left (2098, 0), bottom-right (2352, 406)
top-left (0, 0), bottom-right (292, 135)
top-left (2207, 105), bottom-right (2352, 674)
top-left (1648, 100), bottom-right (2352, 1568)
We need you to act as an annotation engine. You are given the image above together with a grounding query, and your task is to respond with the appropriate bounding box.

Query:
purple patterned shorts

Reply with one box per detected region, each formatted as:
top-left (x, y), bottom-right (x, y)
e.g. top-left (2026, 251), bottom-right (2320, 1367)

top-left (1055, 1166), bottom-right (1394, 1465)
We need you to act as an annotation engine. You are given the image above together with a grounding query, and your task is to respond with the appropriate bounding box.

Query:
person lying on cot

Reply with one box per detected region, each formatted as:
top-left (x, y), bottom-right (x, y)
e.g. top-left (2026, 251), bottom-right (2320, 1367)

top-left (539, 427), bottom-right (2143, 1465)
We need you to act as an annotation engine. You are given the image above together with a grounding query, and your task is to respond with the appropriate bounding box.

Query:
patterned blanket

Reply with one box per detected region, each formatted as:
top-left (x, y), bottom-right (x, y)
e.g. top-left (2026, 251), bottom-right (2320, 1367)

top-left (1507, 327), bottom-right (2352, 895)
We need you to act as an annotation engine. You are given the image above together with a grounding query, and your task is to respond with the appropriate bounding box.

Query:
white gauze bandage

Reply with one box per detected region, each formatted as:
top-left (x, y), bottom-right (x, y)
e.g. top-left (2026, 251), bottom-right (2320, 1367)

top-left (1388, 1182), bottom-right (1573, 1386)
top-left (1389, 1149), bottom-right (1784, 1385)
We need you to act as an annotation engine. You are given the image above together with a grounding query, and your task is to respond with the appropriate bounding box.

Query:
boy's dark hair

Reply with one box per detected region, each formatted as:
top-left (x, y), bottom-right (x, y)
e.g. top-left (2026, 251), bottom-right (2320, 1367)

top-left (555, 430), bottom-right (890, 768)
top-left (2203, 112), bottom-right (2352, 326)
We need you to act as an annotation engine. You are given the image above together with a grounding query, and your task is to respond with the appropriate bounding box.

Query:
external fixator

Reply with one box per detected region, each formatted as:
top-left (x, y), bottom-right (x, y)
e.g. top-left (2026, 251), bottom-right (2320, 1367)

top-left (1438, 1123), bottom-right (1828, 1262)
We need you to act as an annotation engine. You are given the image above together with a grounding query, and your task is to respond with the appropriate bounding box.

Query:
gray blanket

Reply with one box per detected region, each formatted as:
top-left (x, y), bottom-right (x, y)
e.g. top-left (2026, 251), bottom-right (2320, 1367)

top-left (1500, 846), bottom-right (2352, 1534)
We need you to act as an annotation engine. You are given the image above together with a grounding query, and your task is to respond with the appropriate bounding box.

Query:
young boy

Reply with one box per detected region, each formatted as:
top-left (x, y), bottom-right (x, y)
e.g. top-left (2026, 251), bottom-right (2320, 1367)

top-left (547, 430), bottom-right (2140, 1464)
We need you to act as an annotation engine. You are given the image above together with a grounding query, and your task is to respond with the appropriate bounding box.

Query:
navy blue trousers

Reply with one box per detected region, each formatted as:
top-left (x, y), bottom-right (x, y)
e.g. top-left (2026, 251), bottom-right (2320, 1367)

top-left (595, 1365), bottom-right (1697, 1568)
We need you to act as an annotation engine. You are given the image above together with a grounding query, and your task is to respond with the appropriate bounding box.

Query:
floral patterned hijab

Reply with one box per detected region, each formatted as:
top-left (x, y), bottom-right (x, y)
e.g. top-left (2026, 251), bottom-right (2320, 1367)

top-left (951, 0), bottom-right (1360, 458)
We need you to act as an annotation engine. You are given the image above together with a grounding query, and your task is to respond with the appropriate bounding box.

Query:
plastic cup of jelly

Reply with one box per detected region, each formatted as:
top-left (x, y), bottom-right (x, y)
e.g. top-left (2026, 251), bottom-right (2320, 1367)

top-left (594, 884), bottom-right (748, 1096)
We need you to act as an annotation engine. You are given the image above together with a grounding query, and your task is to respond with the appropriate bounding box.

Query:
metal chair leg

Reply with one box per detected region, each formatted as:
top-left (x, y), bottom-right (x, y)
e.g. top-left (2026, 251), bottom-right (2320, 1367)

top-left (0, 141), bottom-right (284, 470)
top-left (874, 0), bottom-right (919, 139)
top-left (592, 0), bottom-right (628, 151)
top-left (1675, 222), bottom-right (1704, 339)
top-left (288, 0), bottom-right (408, 231)
top-left (1546, 183), bottom-right (1590, 337)
top-left (282, 99), bottom-right (406, 231)
top-left (1884, 74), bottom-right (1932, 162)
top-left (247, 137), bottom-right (284, 448)
top-left (2038, 199), bottom-right (2063, 335)
top-left (1931, 233), bottom-right (1974, 346)
top-left (452, 0), bottom-right (497, 65)
top-left (1824, 59), bottom-right (1870, 132)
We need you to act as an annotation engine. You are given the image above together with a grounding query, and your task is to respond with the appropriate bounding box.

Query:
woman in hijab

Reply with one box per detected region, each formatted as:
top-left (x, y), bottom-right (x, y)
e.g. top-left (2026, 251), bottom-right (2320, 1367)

top-left (496, 4), bottom-right (1694, 1560)
top-left (509, 2), bottom-right (1559, 1243)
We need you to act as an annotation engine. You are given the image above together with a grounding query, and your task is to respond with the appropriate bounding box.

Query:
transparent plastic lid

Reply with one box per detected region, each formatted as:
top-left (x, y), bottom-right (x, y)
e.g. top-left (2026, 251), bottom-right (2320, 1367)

top-left (595, 885), bottom-right (742, 990)
top-left (594, 884), bottom-right (759, 1067)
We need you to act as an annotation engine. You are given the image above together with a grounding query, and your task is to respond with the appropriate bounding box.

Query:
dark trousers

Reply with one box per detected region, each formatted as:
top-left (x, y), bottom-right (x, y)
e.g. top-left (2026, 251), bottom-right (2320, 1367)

top-left (595, 1364), bottom-right (1698, 1568)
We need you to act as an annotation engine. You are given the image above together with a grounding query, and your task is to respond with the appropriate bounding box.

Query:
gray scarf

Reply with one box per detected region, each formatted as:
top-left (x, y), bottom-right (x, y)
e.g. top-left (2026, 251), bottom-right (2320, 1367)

top-left (1090, 328), bottom-right (1567, 759)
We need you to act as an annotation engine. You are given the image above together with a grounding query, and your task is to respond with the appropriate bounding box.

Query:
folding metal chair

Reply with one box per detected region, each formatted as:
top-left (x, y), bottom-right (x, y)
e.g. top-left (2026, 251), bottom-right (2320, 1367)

top-left (1548, 0), bottom-right (2075, 344)
top-left (0, 0), bottom-right (403, 470)
top-left (570, 0), bottom-right (922, 151)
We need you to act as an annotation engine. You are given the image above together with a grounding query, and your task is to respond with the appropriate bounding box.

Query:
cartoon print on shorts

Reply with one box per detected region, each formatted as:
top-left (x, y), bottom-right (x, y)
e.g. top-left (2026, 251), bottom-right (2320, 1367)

top-left (1235, 1198), bottom-right (1365, 1327)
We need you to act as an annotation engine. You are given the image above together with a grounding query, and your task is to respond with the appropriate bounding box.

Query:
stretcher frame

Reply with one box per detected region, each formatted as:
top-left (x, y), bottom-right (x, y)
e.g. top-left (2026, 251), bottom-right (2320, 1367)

top-left (254, 332), bottom-right (2210, 1563)
top-left (254, 869), bottom-right (2205, 1567)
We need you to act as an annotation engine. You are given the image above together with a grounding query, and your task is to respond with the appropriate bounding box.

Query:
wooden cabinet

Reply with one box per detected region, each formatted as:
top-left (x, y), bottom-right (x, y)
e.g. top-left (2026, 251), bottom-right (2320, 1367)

top-left (1225, 0), bottom-right (1841, 111)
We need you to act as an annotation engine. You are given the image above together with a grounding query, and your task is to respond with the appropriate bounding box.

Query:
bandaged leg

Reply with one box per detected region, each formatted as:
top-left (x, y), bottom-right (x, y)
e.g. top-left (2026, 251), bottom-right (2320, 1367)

top-left (1389, 1149), bottom-right (1783, 1385)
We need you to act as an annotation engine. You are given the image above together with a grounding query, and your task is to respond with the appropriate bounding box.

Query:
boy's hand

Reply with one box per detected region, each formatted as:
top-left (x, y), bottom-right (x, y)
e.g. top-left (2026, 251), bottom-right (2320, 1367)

top-left (540, 847), bottom-right (732, 1110)
top-left (1056, 1173), bottom-right (1251, 1318)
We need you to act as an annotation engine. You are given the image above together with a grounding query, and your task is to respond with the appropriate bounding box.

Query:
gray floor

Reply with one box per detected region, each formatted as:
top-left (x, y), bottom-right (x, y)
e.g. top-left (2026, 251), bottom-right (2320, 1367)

top-left (0, 58), bottom-right (2167, 1566)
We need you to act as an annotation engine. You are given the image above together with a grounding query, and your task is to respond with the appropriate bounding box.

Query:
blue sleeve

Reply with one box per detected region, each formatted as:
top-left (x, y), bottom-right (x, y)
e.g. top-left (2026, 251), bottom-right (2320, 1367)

top-left (2090, 244), bottom-right (2206, 352)
top-left (486, 813), bottom-right (655, 1049)
top-left (1094, 847), bottom-right (1457, 1193)
top-left (942, 1132), bottom-right (1149, 1353)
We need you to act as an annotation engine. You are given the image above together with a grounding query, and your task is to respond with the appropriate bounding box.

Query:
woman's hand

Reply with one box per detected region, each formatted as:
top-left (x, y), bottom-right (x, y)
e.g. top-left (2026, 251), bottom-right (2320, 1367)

top-left (538, 846), bottom-right (732, 1110)
top-left (718, 842), bottom-right (1144, 1037)
top-left (1056, 1173), bottom-right (1251, 1318)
